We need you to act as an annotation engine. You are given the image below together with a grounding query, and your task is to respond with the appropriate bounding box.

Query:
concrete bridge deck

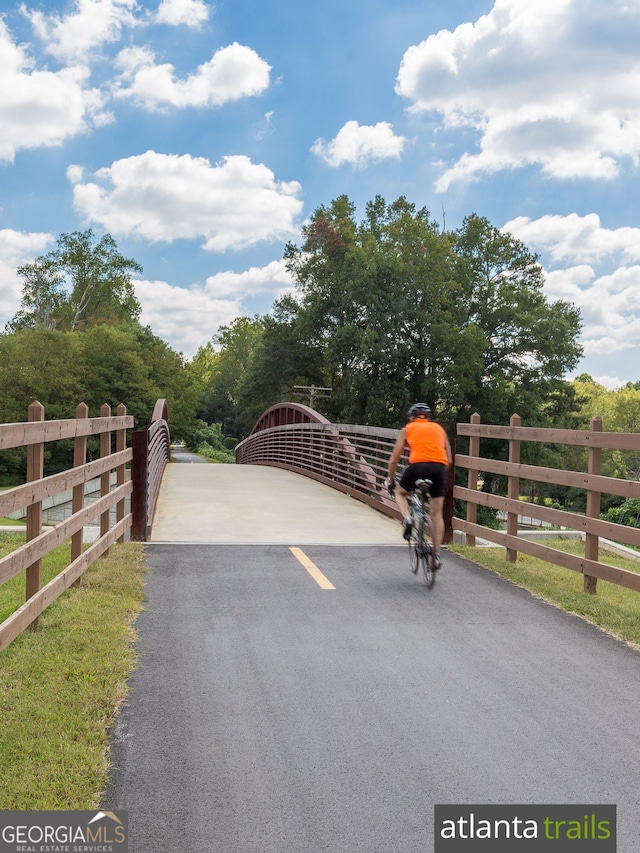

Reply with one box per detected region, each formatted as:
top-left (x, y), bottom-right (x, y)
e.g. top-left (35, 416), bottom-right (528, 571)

top-left (151, 459), bottom-right (402, 545)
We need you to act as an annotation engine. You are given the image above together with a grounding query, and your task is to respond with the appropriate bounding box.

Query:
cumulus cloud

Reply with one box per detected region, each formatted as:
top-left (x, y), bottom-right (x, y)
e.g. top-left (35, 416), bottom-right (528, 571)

top-left (68, 151), bottom-right (303, 251)
top-left (312, 121), bottom-right (406, 168)
top-left (396, 0), bottom-right (640, 189)
top-left (135, 278), bottom-right (242, 357)
top-left (135, 259), bottom-right (293, 357)
top-left (114, 42), bottom-right (270, 109)
top-left (0, 229), bottom-right (54, 326)
top-left (505, 213), bottom-right (640, 363)
top-left (23, 0), bottom-right (139, 62)
top-left (204, 259), bottom-right (294, 298)
top-left (504, 213), bottom-right (640, 265)
top-left (155, 0), bottom-right (211, 27)
top-left (0, 20), bottom-right (105, 161)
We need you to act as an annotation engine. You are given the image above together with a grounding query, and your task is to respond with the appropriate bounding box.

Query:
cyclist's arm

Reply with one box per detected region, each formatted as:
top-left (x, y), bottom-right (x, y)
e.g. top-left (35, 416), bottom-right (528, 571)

top-left (444, 433), bottom-right (453, 467)
top-left (388, 428), bottom-right (407, 481)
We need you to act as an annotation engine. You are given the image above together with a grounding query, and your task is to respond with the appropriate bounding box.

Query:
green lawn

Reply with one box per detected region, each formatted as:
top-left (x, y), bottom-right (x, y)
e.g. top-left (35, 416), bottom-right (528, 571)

top-left (0, 532), bottom-right (147, 809)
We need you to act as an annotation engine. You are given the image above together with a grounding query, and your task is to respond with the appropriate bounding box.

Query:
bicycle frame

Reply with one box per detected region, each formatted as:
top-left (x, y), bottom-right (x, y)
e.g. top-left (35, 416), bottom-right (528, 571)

top-left (408, 479), bottom-right (435, 587)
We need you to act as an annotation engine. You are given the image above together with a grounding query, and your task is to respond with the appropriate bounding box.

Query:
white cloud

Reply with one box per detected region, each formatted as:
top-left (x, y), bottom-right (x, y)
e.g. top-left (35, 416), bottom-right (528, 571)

top-left (114, 42), bottom-right (270, 109)
top-left (504, 213), bottom-right (640, 265)
top-left (155, 0), bottom-right (210, 27)
top-left (396, 0), bottom-right (640, 189)
top-left (22, 0), bottom-right (139, 62)
top-left (312, 121), bottom-right (406, 168)
top-left (0, 20), bottom-right (103, 162)
top-left (505, 212), bottom-right (640, 364)
top-left (135, 259), bottom-right (294, 357)
top-left (135, 278), bottom-right (241, 357)
top-left (69, 151), bottom-right (303, 251)
top-left (205, 259), bottom-right (294, 298)
top-left (0, 229), bottom-right (54, 326)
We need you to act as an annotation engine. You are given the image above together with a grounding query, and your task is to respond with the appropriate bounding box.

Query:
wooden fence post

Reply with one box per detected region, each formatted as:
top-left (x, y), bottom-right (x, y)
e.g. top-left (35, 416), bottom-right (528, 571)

top-left (584, 417), bottom-right (603, 594)
top-left (100, 403), bottom-right (112, 548)
top-left (71, 402), bottom-right (89, 585)
top-left (116, 404), bottom-right (127, 543)
top-left (466, 413), bottom-right (481, 546)
top-left (506, 413), bottom-right (522, 563)
top-left (26, 400), bottom-right (45, 629)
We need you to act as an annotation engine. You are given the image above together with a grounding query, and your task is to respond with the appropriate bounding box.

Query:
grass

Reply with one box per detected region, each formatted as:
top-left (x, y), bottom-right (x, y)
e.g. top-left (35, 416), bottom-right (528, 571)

top-left (0, 532), bottom-right (147, 809)
top-left (449, 538), bottom-right (640, 648)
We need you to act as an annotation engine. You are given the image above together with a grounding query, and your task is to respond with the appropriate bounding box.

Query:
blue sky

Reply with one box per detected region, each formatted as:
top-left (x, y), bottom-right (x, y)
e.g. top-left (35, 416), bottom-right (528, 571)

top-left (1, 0), bottom-right (639, 388)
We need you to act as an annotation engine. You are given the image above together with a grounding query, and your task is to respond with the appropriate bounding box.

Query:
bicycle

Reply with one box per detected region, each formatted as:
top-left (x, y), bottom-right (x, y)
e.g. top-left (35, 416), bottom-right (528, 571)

top-left (407, 478), bottom-right (439, 588)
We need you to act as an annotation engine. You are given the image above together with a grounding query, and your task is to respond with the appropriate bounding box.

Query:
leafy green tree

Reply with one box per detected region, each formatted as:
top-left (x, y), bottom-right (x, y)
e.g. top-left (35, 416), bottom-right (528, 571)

top-left (602, 498), bottom-right (640, 528)
top-left (0, 328), bottom-right (85, 478)
top-left (283, 196), bottom-right (583, 432)
top-left (0, 328), bottom-right (84, 422)
top-left (192, 317), bottom-right (264, 437)
top-left (6, 230), bottom-right (142, 332)
top-left (5, 257), bottom-right (66, 332)
top-left (237, 296), bottom-right (326, 432)
top-left (452, 213), bottom-right (583, 427)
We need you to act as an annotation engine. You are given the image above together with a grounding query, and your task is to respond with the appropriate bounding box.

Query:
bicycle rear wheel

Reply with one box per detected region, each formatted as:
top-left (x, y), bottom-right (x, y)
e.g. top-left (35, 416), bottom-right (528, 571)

top-left (418, 527), bottom-right (435, 589)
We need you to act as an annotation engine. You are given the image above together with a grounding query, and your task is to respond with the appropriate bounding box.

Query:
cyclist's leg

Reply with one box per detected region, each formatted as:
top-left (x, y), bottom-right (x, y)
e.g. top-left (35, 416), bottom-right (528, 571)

top-left (397, 465), bottom-right (418, 539)
top-left (395, 484), bottom-right (410, 520)
top-left (429, 495), bottom-right (445, 566)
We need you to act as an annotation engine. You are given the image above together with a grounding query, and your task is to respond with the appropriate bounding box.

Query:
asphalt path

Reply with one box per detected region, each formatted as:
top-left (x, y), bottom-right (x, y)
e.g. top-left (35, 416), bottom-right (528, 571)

top-left (105, 542), bottom-right (640, 852)
top-left (170, 445), bottom-right (211, 464)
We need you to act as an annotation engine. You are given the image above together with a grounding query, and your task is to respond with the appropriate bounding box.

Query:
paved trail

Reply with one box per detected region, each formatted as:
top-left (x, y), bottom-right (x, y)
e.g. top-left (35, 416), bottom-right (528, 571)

top-left (106, 532), bottom-right (640, 852)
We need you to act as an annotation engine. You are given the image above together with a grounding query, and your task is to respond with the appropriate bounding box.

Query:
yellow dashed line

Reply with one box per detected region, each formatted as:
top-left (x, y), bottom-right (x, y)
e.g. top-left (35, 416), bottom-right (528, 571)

top-left (289, 547), bottom-right (336, 590)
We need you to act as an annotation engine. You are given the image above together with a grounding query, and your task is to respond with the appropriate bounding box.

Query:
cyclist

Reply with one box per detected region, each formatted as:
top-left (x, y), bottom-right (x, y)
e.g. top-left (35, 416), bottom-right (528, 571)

top-left (387, 403), bottom-right (452, 570)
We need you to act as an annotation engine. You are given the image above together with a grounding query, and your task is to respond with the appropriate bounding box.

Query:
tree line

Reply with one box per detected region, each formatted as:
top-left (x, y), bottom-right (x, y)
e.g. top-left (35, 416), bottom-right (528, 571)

top-left (1, 197), bottom-right (639, 524)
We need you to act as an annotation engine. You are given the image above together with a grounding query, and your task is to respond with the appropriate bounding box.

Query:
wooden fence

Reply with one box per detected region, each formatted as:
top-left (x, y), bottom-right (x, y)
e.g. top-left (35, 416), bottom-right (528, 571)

top-left (454, 413), bottom-right (640, 595)
top-left (0, 399), bottom-right (169, 652)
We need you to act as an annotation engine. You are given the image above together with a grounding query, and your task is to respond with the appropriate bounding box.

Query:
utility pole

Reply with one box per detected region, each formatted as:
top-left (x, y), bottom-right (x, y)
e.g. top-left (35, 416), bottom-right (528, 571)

top-left (293, 385), bottom-right (332, 408)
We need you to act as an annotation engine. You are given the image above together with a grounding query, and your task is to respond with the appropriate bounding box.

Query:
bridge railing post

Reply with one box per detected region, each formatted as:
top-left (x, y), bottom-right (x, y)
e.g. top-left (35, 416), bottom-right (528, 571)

top-left (131, 429), bottom-right (149, 541)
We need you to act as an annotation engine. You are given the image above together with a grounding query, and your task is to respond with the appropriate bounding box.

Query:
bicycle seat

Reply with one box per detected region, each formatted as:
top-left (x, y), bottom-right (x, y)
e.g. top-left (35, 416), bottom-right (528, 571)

top-left (414, 478), bottom-right (432, 494)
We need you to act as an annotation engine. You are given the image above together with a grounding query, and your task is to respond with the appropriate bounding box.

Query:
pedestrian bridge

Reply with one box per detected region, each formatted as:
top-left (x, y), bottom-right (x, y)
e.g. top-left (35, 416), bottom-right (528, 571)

top-left (151, 454), bottom-right (402, 545)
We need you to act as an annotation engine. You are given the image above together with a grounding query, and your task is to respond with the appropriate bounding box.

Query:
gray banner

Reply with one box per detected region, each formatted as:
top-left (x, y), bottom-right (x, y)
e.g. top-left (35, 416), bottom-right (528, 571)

top-left (435, 805), bottom-right (616, 852)
top-left (0, 811), bottom-right (128, 853)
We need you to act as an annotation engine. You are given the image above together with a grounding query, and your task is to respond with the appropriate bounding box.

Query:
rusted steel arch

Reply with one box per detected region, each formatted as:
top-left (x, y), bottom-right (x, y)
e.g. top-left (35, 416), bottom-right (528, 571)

top-left (238, 403), bottom-right (397, 518)
top-left (249, 402), bottom-right (331, 433)
top-left (151, 397), bottom-right (169, 424)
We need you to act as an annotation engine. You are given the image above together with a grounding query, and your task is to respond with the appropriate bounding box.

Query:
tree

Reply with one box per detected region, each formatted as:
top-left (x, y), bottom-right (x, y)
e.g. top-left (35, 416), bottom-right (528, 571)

top-left (190, 317), bottom-right (264, 437)
top-left (237, 295), bottom-right (326, 431)
top-left (5, 257), bottom-right (66, 332)
top-left (283, 196), bottom-right (583, 431)
top-left (452, 213), bottom-right (583, 427)
top-left (6, 230), bottom-right (142, 332)
top-left (571, 377), bottom-right (640, 482)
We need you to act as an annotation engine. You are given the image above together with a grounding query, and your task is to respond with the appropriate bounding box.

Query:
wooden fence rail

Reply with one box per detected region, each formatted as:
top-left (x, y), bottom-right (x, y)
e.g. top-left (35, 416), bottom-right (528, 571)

top-left (0, 401), bottom-right (141, 652)
top-left (454, 413), bottom-right (640, 595)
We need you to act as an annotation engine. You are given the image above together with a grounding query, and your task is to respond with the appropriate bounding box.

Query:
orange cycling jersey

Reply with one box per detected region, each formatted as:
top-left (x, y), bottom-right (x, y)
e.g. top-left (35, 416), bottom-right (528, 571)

top-left (406, 419), bottom-right (449, 465)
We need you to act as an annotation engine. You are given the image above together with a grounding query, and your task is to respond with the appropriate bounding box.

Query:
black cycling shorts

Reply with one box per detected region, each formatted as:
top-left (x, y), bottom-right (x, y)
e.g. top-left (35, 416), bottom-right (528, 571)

top-left (399, 462), bottom-right (447, 498)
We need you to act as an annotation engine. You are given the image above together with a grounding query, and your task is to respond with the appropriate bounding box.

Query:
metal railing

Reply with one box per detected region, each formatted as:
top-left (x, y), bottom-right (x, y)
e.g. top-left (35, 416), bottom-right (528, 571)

top-left (131, 399), bottom-right (170, 541)
top-left (237, 418), bottom-right (402, 518)
top-left (238, 403), bottom-right (421, 523)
